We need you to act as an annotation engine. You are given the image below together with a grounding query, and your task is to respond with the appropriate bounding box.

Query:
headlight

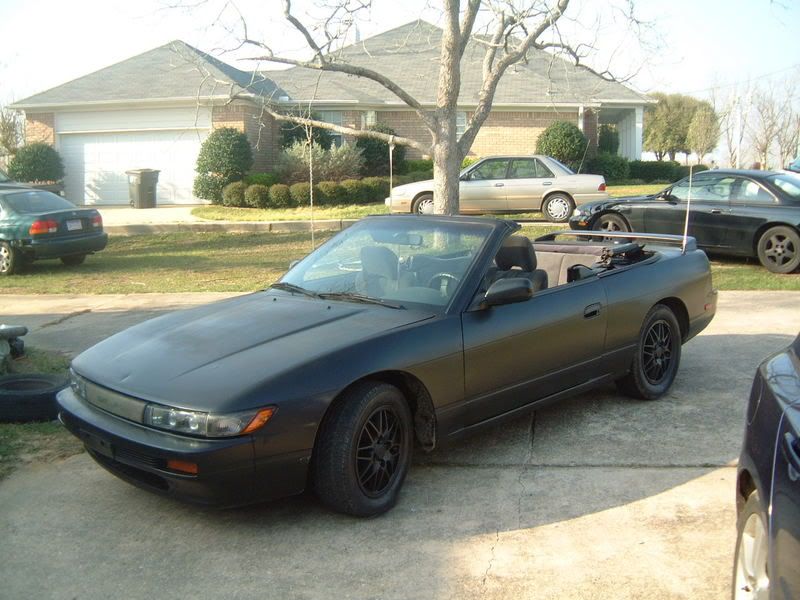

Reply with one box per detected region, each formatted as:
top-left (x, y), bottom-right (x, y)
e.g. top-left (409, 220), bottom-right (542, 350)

top-left (572, 207), bottom-right (584, 217)
top-left (70, 368), bottom-right (87, 400)
top-left (144, 404), bottom-right (276, 438)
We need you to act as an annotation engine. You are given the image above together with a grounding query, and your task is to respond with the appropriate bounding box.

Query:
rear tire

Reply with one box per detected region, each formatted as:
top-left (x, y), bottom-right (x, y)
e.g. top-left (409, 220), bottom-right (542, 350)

top-left (0, 241), bottom-right (20, 276)
top-left (0, 374), bottom-right (68, 422)
top-left (756, 226), bottom-right (800, 273)
top-left (312, 381), bottom-right (413, 517)
top-left (60, 254), bottom-right (86, 267)
top-left (412, 194), bottom-right (434, 215)
top-left (732, 490), bottom-right (770, 599)
top-left (616, 304), bottom-right (682, 400)
top-left (542, 193), bottom-right (575, 223)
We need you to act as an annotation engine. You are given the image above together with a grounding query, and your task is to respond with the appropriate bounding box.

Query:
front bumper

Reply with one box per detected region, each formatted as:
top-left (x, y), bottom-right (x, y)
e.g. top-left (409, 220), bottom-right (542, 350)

top-left (568, 214), bottom-right (592, 230)
top-left (20, 231), bottom-right (108, 259)
top-left (385, 196), bottom-right (412, 213)
top-left (57, 387), bottom-right (308, 507)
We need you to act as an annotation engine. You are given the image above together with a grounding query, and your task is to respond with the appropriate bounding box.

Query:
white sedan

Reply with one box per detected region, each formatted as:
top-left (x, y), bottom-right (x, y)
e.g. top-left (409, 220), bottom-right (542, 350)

top-left (386, 155), bottom-right (608, 223)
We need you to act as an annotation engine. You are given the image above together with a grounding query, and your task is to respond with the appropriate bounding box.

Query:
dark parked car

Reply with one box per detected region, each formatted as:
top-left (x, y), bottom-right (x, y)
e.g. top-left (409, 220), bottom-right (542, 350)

top-left (786, 157), bottom-right (800, 174)
top-left (569, 169), bottom-right (800, 273)
top-left (0, 189), bottom-right (107, 275)
top-left (0, 168), bottom-right (65, 196)
top-left (734, 335), bottom-right (800, 599)
top-left (57, 216), bottom-right (716, 516)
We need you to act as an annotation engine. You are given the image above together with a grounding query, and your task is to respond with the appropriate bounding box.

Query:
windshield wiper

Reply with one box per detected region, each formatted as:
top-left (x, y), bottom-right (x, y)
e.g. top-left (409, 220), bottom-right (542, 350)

top-left (269, 282), bottom-right (320, 299)
top-left (318, 292), bottom-right (404, 309)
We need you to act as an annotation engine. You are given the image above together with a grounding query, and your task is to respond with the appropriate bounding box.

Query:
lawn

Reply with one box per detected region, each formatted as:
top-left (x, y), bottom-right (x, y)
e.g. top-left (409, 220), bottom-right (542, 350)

top-left (0, 230), bottom-right (797, 295)
top-left (190, 184), bottom-right (665, 223)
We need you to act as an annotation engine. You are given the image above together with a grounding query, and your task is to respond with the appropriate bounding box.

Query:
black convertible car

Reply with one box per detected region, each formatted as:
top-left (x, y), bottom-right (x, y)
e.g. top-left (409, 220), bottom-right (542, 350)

top-left (57, 215), bottom-right (716, 516)
top-left (570, 169), bottom-right (800, 273)
top-left (734, 335), bottom-right (800, 599)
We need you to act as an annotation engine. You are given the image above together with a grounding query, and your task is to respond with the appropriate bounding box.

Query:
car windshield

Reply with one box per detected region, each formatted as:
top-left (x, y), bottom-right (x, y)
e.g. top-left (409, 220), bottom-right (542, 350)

top-left (767, 173), bottom-right (800, 200)
top-left (279, 218), bottom-right (494, 310)
top-left (3, 190), bottom-right (76, 213)
top-left (547, 157), bottom-right (575, 175)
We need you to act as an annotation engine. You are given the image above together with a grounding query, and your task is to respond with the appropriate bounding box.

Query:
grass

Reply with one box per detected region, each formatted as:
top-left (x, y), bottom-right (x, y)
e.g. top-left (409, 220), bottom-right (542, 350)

top-left (191, 184), bottom-right (666, 223)
top-left (0, 347), bottom-right (81, 480)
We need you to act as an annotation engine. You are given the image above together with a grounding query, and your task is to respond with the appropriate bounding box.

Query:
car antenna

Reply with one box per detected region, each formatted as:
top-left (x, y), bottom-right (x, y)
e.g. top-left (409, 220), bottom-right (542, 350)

top-left (681, 165), bottom-right (694, 254)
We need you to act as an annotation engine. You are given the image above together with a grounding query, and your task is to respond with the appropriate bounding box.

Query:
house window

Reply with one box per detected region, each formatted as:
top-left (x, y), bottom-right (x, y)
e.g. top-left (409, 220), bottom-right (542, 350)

top-left (361, 110), bottom-right (377, 129)
top-left (456, 112), bottom-right (468, 137)
top-left (318, 110), bottom-right (344, 147)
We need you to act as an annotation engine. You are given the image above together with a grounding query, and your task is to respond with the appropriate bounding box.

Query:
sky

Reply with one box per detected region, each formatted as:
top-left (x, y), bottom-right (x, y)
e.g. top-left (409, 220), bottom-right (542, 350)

top-left (0, 0), bottom-right (798, 106)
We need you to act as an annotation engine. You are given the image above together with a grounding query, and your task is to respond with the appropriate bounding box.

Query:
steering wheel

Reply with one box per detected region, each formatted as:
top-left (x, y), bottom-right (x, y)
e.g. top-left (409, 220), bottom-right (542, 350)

top-left (427, 272), bottom-right (460, 296)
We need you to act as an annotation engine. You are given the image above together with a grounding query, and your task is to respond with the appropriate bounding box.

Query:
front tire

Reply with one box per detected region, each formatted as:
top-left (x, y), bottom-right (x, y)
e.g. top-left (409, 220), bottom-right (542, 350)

top-left (592, 213), bottom-right (630, 233)
top-left (616, 304), bottom-right (682, 400)
top-left (312, 381), bottom-right (413, 517)
top-left (0, 241), bottom-right (20, 276)
top-left (412, 194), bottom-right (434, 215)
top-left (756, 225), bottom-right (800, 273)
top-left (542, 193), bottom-right (575, 223)
top-left (732, 490), bottom-right (770, 599)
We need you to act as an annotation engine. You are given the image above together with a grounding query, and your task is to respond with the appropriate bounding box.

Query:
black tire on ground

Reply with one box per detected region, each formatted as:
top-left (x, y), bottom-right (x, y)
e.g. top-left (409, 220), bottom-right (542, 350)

top-left (542, 193), bottom-right (575, 223)
top-left (311, 381), bottom-right (413, 517)
top-left (412, 194), bottom-right (434, 214)
top-left (756, 225), bottom-right (800, 274)
top-left (0, 374), bottom-right (69, 422)
top-left (60, 254), bottom-right (86, 267)
top-left (732, 490), bottom-right (770, 598)
top-left (592, 213), bottom-right (630, 233)
top-left (0, 241), bottom-right (21, 276)
top-left (616, 304), bottom-right (682, 400)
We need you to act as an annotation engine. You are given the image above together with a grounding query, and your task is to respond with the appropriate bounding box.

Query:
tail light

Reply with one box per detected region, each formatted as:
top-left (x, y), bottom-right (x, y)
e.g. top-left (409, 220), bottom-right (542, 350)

top-left (29, 219), bottom-right (59, 235)
top-left (91, 214), bottom-right (103, 228)
top-left (598, 183), bottom-right (607, 192)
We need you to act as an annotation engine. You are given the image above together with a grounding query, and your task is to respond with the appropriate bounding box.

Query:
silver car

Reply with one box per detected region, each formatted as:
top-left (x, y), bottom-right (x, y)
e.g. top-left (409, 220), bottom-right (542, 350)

top-left (385, 155), bottom-right (608, 222)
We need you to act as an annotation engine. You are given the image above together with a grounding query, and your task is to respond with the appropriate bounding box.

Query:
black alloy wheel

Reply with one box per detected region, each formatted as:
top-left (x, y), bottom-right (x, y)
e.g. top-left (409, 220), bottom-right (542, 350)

top-left (593, 213), bottom-right (630, 233)
top-left (641, 320), bottom-right (674, 385)
top-left (356, 407), bottom-right (403, 497)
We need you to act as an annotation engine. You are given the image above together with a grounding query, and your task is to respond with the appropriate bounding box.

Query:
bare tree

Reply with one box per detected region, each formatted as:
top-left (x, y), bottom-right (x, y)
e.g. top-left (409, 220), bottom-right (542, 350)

top-left (750, 85), bottom-right (781, 169)
top-left (230, 0), bottom-right (642, 215)
top-left (686, 104), bottom-right (719, 165)
top-left (0, 105), bottom-right (21, 158)
top-left (775, 84), bottom-right (799, 167)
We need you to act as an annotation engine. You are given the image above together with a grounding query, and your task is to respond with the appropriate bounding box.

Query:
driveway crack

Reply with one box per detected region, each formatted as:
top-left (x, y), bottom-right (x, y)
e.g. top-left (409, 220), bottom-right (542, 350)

top-left (38, 309), bottom-right (92, 329)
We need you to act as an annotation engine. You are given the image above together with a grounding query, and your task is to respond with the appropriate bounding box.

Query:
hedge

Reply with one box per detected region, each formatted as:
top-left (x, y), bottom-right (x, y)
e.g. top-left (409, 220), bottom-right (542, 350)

top-left (244, 184), bottom-right (270, 208)
top-left (585, 152), bottom-right (630, 182)
top-left (627, 160), bottom-right (708, 183)
top-left (316, 181), bottom-right (346, 205)
top-left (406, 159), bottom-right (433, 172)
top-left (244, 172), bottom-right (279, 187)
top-left (268, 184), bottom-right (293, 208)
top-left (362, 177), bottom-right (390, 202)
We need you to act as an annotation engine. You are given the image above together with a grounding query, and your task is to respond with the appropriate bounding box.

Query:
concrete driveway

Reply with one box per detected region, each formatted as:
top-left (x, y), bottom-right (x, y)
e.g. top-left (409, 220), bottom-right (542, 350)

top-left (1, 291), bottom-right (799, 599)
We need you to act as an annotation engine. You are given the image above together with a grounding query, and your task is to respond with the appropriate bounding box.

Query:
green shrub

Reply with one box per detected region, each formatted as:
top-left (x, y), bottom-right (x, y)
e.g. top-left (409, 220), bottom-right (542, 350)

top-left (598, 125), bottom-right (620, 154)
top-left (268, 183), bottom-right (293, 208)
top-left (585, 152), bottom-right (630, 182)
top-left (607, 179), bottom-right (647, 186)
top-left (392, 174), bottom-right (413, 186)
top-left (290, 182), bottom-right (312, 206)
top-left (196, 127), bottom-right (253, 181)
top-left (244, 173), bottom-right (279, 187)
top-left (357, 124), bottom-right (407, 176)
top-left (535, 121), bottom-right (588, 168)
top-left (406, 158), bottom-right (434, 172)
top-left (461, 157), bottom-right (480, 169)
top-left (325, 143), bottom-right (365, 181)
top-left (340, 179), bottom-right (369, 204)
top-left (673, 164), bottom-right (709, 180)
top-left (8, 143), bottom-right (64, 182)
top-left (277, 142), bottom-right (364, 183)
top-left (316, 181), bottom-right (346, 205)
top-left (244, 184), bottom-right (270, 208)
top-left (407, 170), bottom-right (433, 182)
top-left (222, 181), bottom-right (248, 207)
top-left (193, 173), bottom-right (228, 204)
top-left (361, 176), bottom-right (390, 203)
top-left (628, 160), bottom-right (680, 182)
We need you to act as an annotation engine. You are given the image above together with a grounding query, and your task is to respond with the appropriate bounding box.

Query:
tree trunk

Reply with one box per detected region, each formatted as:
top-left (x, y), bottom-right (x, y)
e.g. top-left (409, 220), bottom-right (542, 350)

top-left (432, 120), bottom-right (461, 215)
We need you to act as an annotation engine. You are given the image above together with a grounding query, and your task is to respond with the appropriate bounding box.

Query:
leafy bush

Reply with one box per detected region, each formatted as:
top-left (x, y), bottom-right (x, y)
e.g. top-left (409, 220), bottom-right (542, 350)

top-left (316, 181), bottom-right (346, 205)
top-left (598, 125), bottom-right (620, 154)
top-left (407, 169), bottom-right (433, 182)
top-left (325, 143), bottom-right (365, 181)
top-left (357, 124), bottom-right (406, 176)
top-left (290, 182), bottom-right (312, 206)
top-left (407, 158), bottom-right (434, 172)
top-left (196, 128), bottom-right (253, 181)
top-left (8, 143), bottom-right (64, 182)
top-left (585, 152), bottom-right (630, 182)
top-left (340, 179), bottom-right (369, 204)
top-left (673, 164), bottom-right (709, 180)
top-left (222, 181), bottom-right (248, 207)
top-left (392, 174), bottom-right (413, 186)
top-left (280, 112), bottom-right (333, 150)
top-left (461, 157), bottom-right (480, 169)
top-left (244, 184), bottom-right (270, 208)
top-left (244, 172), bottom-right (279, 187)
top-left (277, 142), bottom-right (364, 183)
top-left (628, 160), bottom-right (680, 182)
top-left (362, 177), bottom-right (390, 203)
top-left (193, 173), bottom-right (228, 204)
top-left (535, 121), bottom-right (588, 167)
top-left (268, 183), bottom-right (293, 208)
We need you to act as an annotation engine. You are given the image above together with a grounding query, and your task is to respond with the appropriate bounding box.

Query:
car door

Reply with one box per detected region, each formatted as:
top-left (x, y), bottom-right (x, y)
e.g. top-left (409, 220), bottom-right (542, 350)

top-left (725, 177), bottom-right (780, 254)
top-left (461, 277), bottom-right (607, 426)
top-left (504, 158), bottom-right (556, 211)
top-left (459, 159), bottom-right (509, 213)
top-left (770, 401), bottom-right (800, 598)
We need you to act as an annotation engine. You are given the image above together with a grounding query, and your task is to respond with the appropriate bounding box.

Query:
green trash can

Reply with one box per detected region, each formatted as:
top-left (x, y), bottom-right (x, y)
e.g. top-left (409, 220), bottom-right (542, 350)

top-left (126, 169), bottom-right (160, 208)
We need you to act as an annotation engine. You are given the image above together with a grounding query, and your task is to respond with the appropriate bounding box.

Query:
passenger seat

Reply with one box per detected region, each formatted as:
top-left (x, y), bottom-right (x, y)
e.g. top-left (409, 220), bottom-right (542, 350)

top-left (492, 236), bottom-right (548, 292)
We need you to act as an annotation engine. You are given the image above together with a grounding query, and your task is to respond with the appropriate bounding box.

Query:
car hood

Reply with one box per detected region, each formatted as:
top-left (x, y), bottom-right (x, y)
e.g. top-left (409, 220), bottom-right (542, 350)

top-left (392, 179), bottom-right (434, 195)
top-left (72, 291), bottom-right (435, 412)
top-left (576, 193), bottom-right (656, 214)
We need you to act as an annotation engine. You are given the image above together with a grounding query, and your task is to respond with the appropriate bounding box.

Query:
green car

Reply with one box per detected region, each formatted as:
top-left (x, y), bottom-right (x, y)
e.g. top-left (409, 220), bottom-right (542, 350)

top-left (0, 189), bottom-right (108, 275)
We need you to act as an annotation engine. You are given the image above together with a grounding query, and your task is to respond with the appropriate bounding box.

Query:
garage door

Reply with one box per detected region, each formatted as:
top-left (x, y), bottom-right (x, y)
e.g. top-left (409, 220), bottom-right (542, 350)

top-left (56, 108), bottom-right (211, 205)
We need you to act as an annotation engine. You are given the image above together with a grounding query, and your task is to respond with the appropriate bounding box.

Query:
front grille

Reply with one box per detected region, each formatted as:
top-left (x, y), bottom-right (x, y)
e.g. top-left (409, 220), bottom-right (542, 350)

top-left (89, 450), bottom-right (169, 491)
top-left (115, 446), bottom-right (165, 469)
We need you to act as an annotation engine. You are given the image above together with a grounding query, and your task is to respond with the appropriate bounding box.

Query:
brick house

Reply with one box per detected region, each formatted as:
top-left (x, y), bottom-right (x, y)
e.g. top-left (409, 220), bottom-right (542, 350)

top-left (11, 21), bottom-right (649, 206)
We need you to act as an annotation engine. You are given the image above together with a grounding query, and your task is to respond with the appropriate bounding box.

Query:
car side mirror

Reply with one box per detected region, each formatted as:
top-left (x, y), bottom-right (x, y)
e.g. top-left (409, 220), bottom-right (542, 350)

top-left (481, 278), bottom-right (533, 309)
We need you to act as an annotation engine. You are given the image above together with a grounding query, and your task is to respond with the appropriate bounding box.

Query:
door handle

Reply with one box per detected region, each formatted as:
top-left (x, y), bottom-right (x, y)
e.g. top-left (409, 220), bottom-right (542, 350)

top-left (784, 432), bottom-right (800, 481)
top-left (494, 183), bottom-right (504, 187)
top-left (583, 303), bottom-right (601, 319)
top-left (710, 209), bottom-right (722, 214)
top-left (542, 181), bottom-right (552, 186)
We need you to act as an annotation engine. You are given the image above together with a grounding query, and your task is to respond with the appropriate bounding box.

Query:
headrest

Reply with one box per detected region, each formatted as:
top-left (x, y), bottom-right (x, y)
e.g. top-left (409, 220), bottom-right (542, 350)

top-left (496, 235), bottom-right (537, 271)
top-left (361, 246), bottom-right (398, 279)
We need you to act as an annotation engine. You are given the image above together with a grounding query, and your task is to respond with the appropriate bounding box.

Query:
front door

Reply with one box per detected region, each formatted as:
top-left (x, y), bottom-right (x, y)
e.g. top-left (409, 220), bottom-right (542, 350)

top-left (504, 158), bottom-right (554, 211)
top-left (461, 277), bottom-right (607, 425)
top-left (459, 158), bottom-right (509, 213)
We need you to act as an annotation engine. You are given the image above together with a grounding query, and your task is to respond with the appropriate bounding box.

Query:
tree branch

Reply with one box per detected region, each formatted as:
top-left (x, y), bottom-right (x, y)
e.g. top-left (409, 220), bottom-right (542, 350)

top-left (458, 0), bottom-right (481, 58)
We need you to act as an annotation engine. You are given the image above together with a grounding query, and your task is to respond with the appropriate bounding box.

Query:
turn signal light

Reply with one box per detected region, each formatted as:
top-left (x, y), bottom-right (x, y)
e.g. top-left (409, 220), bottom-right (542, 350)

top-left (91, 215), bottom-right (103, 228)
top-left (29, 219), bottom-right (59, 235)
top-left (166, 459), bottom-right (199, 474)
top-left (598, 183), bottom-right (607, 192)
top-left (241, 407), bottom-right (277, 434)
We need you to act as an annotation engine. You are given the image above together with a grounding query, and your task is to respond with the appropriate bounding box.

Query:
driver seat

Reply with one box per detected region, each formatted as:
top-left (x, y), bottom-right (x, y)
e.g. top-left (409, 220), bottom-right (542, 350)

top-left (357, 246), bottom-right (413, 296)
top-left (491, 236), bottom-right (548, 292)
